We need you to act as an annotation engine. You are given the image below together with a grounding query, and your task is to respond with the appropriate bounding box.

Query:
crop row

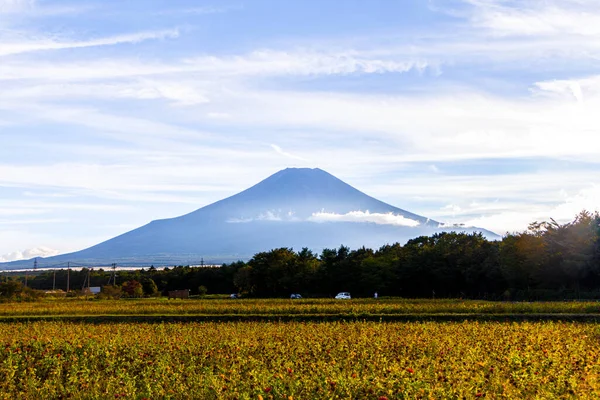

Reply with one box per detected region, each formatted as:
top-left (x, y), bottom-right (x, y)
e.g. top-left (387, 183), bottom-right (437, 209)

top-left (1, 321), bottom-right (599, 399)
top-left (2, 298), bottom-right (600, 317)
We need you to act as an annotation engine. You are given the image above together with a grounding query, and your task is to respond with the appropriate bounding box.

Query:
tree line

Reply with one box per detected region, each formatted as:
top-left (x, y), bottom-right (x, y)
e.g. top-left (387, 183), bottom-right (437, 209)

top-left (6, 211), bottom-right (600, 300)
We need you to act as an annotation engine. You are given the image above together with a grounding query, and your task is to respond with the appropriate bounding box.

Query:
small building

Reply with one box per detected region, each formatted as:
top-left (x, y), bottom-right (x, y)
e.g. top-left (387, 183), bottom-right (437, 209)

top-left (89, 286), bottom-right (101, 294)
top-left (82, 287), bottom-right (101, 295)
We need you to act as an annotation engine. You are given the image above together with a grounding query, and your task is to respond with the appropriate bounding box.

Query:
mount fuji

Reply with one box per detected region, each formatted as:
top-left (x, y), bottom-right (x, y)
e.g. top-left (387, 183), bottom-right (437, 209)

top-left (2, 168), bottom-right (499, 268)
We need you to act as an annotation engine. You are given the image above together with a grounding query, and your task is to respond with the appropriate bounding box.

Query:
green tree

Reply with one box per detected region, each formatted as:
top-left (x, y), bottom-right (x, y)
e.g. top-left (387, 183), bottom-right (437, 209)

top-left (99, 285), bottom-right (122, 300)
top-left (0, 280), bottom-right (23, 299)
top-left (141, 278), bottom-right (159, 297)
top-left (122, 280), bottom-right (144, 298)
top-left (233, 265), bottom-right (254, 295)
top-left (247, 248), bottom-right (299, 296)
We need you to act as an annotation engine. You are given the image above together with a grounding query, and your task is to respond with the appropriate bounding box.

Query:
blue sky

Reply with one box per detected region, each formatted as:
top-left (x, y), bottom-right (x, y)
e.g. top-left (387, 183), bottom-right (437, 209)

top-left (1, 0), bottom-right (599, 261)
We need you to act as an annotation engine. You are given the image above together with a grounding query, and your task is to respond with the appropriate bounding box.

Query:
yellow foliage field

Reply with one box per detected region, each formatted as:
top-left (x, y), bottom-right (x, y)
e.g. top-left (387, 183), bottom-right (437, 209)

top-left (1, 321), bottom-right (599, 399)
top-left (2, 298), bottom-right (600, 317)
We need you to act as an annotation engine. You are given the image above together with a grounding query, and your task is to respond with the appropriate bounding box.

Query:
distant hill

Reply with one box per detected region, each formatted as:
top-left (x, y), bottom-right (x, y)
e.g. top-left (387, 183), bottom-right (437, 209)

top-left (1, 168), bottom-right (499, 269)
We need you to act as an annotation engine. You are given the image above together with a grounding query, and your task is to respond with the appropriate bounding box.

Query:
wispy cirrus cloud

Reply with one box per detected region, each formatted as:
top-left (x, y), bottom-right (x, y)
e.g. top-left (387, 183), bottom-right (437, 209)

top-left (0, 49), bottom-right (432, 82)
top-left (0, 28), bottom-right (180, 57)
top-left (0, 0), bottom-right (33, 13)
top-left (184, 50), bottom-right (432, 78)
top-left (270, 144), bottom-right (308, 162)
top-left (0, 0), bottom-right (90, 16)
top-left (155, 5), bottom-right (242, 16)
top-left (463, 0), bottom-right (600, 37)
top-left (533, 74), bottom-right (600, 103)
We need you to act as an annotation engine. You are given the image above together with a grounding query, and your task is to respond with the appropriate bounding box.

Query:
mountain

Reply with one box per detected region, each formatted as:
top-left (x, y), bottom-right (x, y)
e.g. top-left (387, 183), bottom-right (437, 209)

top-left (1, 168), bottom-right (499, 269)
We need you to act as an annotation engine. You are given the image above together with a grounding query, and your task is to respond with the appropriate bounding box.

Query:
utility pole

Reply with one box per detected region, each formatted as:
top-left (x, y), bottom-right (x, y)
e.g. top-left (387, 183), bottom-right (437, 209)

top-left (85, 268), bottom-right (92, 299)
top-left (81, 269), bottom-right (87, 291)
top-left (25, 259), bottom-right (37, 288)
top-left (66, 262), bottom-right (70, 293)
top-left (111, 263), bottom-right (117, 286)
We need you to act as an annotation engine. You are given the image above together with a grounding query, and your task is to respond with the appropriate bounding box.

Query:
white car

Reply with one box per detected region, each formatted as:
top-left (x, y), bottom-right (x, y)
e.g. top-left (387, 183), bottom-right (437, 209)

top-left (335, 292), bottom-right (351, 300)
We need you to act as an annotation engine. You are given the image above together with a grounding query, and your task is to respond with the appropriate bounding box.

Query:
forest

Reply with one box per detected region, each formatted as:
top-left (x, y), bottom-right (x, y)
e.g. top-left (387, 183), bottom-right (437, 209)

top-left (10, 211), bottom-right (600, 300)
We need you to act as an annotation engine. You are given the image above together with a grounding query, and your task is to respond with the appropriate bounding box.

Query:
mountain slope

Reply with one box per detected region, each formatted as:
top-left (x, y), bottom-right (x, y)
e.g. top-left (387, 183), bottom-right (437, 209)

top-left (1, 168), bottom-right (499, 268)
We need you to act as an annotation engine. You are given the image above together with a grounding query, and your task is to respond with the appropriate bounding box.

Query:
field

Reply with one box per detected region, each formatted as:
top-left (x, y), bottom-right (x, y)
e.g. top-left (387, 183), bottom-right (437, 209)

top-left (2, 299), bottom-right (600, 398)
top-left (1, 320), bottom-right (600, 399)
top-left (2, 298), bottom-right (600, 321)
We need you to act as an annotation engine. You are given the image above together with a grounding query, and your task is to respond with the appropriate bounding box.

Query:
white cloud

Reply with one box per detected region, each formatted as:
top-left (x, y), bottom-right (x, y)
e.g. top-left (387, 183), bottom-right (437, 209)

top-left (5, 79), bottom-right (598, 172)
top-left (227, 210), bottom-right (421, 227)
top-left (1, 103), bottom-right (212, 143)
top-left (534, 75), bottom-right (600, 103)
top-left (207, 112), bottom-right (231, 119)
top-left (270, 144), bottom-right (308, 162)
top-left (0, 200), bottom-right (129, 213)
top-left (227, 210), bottom-right (294, 223)
top-left (156, 5), bottom-right (241, 15)
top-left (462, 211), bottom-right (542, 236)
top-left (0, 50), bottom-right (430, 83)
top-left (184, 50), bottom-right (431, 77)
top-left (414, 0), bottom-right (600, 66)
top-left (0, 29), bottom-right (180, 57)
top-left (0, 0), bottom-right (90, 17)
top-left (0, 218), bottom-right (66, 225)
top-left (202, 87), bottom-right (600, 162)
top-left (0, 0), bottom-right (33, 13)
top-left (442, 204), bottom-right (462, 216)
top-left (465, 0), bottom-right (600, 37)
top-left (552, 184), bottom-right (600, 221)
top-left (309, 211), bottom-right (421, 227)
top-left (429, 184), bottom-right (600, 235)
top-left (0, 60), bottom-right (184, 81)
top-left (0, 207), bottom-right (45, 216)
top-left (0, 246), bottom-right (59, 262)
top-left (0, 81), bottom-right (211, 107)
top-left (256, 211), bottom-right (283, 222)
top-left (226, 217), bottom-right (254, 224)
top-left (360, 169), bottom-right (600, 235)
top-left (117, 80), bottom-right (210, 106)
top-left (1, 0), bottom-right (599, 256)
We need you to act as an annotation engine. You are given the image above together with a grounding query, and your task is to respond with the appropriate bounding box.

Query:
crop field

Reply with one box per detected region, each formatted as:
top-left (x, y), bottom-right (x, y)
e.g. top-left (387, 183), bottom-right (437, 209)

top-left (2, 300), bottom-right (600, 398)
top-left (1, 320), bottom-right (600, 399)
top-left (2, 298), bottom-right (600, 320)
